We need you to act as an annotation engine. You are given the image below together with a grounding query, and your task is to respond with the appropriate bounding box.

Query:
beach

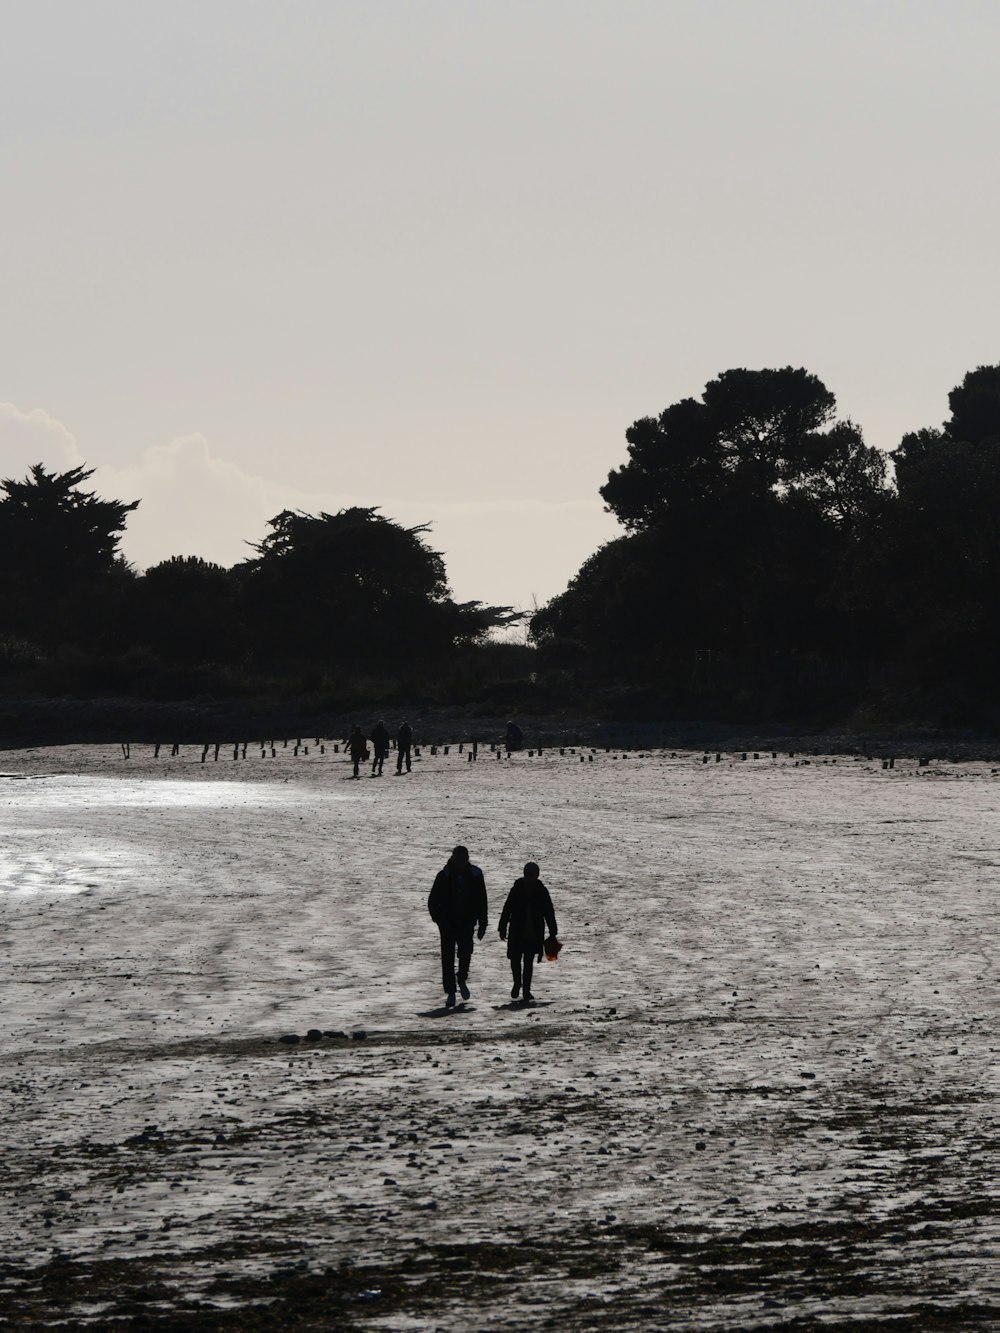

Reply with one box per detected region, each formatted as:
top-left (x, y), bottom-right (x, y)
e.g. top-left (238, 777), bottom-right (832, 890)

top-left (1, 743), bottom-right (996, 1328)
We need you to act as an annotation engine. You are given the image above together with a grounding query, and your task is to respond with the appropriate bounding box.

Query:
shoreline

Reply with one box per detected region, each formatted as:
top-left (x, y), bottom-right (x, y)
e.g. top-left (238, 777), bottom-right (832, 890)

top-left (2, 694), bottom-right (1000, 762)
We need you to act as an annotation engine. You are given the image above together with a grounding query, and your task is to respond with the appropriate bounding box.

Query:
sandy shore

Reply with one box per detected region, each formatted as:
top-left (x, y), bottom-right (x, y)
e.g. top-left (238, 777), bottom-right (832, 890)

top-left (1, 744), bottom-right (996, 1328)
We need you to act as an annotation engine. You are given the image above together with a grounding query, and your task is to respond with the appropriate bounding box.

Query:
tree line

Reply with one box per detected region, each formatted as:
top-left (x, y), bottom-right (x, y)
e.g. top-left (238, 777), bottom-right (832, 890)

top-left (0, 477), bottom-right (522, 704)
top-left (2, 361), bottom-right (999, 723)
top-left (530, 362), bottom-right (1000, 725)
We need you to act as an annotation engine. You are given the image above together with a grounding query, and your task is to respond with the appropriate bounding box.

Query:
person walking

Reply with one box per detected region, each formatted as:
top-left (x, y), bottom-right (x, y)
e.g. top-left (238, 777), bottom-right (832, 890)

top-left (370, 719), bottom-right (390, 776)
top-left (348, 725), bottom-right (367, 779)
top-left (396, 719), bottom-right (413, 774)
top-left (498, 861), bottom-right (558, 1004)
top-left (505, 720), bottom-right (523, 754)
top-left (428, 845), bottom-right (487, 1008)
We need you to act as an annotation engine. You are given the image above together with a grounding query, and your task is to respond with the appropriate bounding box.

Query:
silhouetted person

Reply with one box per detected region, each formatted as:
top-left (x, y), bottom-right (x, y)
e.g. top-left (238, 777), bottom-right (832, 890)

top-left (348, 725), bottom-right (367, 779)
top-left (428, 845), bottom-right (487, 1008)
top-left (499, 861), bottom-right (557, 1004)
top-left (370, 719), bottom-right (390, 776)
top-left (396, 719), bottom-right (413, 774)
top-left (505, 720), bottom-right (523, 754)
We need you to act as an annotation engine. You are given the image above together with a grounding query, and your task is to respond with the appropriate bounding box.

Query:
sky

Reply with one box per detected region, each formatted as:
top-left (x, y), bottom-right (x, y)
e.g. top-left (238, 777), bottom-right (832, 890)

top-left (1, 0), bottom-right (998, 612)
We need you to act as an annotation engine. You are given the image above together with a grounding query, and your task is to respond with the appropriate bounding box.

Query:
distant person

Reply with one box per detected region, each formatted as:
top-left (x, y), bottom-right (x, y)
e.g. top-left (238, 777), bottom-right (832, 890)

top-left (396, 719), bottom-right (413, 774)
top-left (505, 720), bottom-right (523, 754)
top-left (370, 719), bottom-right (390, 776)
top-left (498, 861), bottom-right (558, 1004)
top-left (348, 725), bottom-right (367, 779)
top-left (428, 845), bottom-right (488, 1008)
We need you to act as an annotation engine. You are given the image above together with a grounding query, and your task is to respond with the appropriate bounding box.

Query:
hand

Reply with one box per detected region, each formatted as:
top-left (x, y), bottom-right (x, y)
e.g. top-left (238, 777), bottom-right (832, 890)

top-left (536, 950), bottom-right (543, 963)
top-left (477, 924), bottom-right (486, 940)
top-left (499, 928), bottom-right (507, 941)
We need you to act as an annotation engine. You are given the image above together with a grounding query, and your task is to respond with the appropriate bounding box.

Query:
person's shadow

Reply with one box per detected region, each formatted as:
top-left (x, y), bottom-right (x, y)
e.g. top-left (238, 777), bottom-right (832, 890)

top-left (492, 1000), bottom-right (553, 1012)
top-left (417, 1003), bottom-right (475, 1019)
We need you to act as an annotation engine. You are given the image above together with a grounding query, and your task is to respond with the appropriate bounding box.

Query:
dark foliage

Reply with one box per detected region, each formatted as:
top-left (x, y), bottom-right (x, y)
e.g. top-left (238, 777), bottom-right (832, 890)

top-left (5, 363), bottom-right (1000, 727)
top-left (533, 363), bottom-right (1000, 725)
top-left (0, 484), bottom-right (523, 708)
top-left (0, 464), bottom-right (139, 650)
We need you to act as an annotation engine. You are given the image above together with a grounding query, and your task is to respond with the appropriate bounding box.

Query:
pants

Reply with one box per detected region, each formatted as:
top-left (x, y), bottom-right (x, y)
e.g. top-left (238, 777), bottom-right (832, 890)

top-left (397, 745), bottom-right (412, 773)
top-left (439, 924), bottom-right (474, 994)
top-left (372, 751), bottom-right (386, 775)
top-left (511, 949), bottom-right (536, 996)
top-left (352, 757), bottom-right (361, 777)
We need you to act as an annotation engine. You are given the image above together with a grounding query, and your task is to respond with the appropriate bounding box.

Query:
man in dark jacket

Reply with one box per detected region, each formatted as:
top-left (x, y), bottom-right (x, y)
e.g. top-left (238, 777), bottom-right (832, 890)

top-left (498, 861), bottom-right (557, 1004)
top-left (428, 845), bottom-right (488, 1008)
top-left (396, 719), bottom-right (413, 774)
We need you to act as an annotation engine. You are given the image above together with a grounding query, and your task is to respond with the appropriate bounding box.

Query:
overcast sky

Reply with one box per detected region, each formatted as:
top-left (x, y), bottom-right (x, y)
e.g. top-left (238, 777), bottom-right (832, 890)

top-left (2, 0), bottom-right (998, 610)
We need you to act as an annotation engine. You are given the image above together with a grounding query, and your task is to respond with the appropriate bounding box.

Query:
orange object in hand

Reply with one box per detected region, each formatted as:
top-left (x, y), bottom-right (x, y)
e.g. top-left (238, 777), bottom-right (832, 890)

top-left (543, 937), bottom-right (562, 961)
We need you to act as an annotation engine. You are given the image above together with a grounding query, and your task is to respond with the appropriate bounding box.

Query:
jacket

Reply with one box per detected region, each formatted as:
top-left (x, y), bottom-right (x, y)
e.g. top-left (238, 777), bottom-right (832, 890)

top-left (499, 877), bottom-right (557, 958)
top-left (428, 862), bottom-right (488, 931)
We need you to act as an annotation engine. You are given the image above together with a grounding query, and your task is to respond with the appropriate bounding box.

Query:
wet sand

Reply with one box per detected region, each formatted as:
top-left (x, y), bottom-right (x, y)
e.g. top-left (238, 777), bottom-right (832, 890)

top-left (1, 745), bottom-right (996, 1328)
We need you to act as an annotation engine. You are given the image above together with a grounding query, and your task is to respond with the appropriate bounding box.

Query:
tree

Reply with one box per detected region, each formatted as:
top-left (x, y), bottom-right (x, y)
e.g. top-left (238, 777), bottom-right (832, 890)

top-left (887, 370), bottom-right (1000, 687)
top-left (601, 367), bottom-right (838, 530)
top-left (945, 364), bottom-right (1000, 446)
top-left (0, 464), bottom-right (138, 645)
top-left (794, 420), bottom-right (887, 527)
top-left (133, 556), bottom-right (241, 665)
top-left (241, 506), bottom-right (517, 665)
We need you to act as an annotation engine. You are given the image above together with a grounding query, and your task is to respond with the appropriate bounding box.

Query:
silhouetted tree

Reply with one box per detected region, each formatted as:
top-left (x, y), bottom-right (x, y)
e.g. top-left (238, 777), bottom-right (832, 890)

top-left (0, 464), bottom-right (138, 646)
top-left (601, 367), bottom-right (838, 529)
top-left (535, 367), bottom-right (894, 714)
top-left (241, 506), bottom-right (518, 667)
top-left (944, 364), bottom-right (1000, 446)
top-left (132, 556), bottom-right (242, 665)
top-left (885, 364), bottom-right (1000, 699)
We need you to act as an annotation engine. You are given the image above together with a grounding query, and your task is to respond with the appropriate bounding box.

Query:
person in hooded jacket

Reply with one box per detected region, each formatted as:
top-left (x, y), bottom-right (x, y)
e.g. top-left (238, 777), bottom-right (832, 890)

top-left (427, 845), bottom-right (488, 1008)
top-left (498, 861), bottom-right (557, 1003)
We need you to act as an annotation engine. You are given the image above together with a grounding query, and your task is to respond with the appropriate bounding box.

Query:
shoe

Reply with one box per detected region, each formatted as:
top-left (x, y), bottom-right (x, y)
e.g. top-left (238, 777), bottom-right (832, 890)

top-left (523, 991), bottom-right (534, 1004)
top-left (510, 983), bottom-right (520, 1000)
top-left (458, 980), bottom-right (470, 1001)
top-left (445, 992), bottom-right (456, 1009)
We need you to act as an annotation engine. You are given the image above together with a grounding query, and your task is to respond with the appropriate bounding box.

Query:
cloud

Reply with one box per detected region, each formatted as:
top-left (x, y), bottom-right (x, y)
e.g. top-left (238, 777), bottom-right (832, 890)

top-left (0, 401), bottom-right (85, 478)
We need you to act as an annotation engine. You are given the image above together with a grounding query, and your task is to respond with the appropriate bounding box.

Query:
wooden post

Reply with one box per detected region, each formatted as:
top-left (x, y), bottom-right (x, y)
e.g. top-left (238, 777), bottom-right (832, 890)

top-left (214, 743), bottom-right (220, 761)
top-left (153, 743), bottom-right (160, 758)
